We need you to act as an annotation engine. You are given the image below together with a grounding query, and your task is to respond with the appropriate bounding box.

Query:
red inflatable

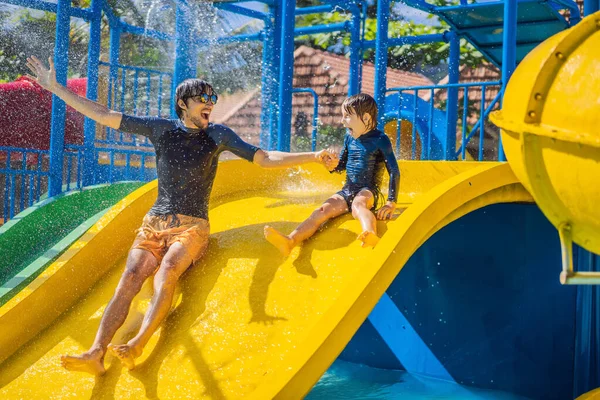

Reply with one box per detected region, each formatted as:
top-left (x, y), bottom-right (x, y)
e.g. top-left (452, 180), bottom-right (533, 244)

top-left (0, 76), bottom-right (86, 151)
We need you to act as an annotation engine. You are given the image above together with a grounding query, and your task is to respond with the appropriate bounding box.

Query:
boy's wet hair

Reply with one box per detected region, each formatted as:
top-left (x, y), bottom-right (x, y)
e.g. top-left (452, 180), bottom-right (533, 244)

top-left (175, 79), bottom-right (215, 119)
top-left (342, 93), bottom-right (378, 131)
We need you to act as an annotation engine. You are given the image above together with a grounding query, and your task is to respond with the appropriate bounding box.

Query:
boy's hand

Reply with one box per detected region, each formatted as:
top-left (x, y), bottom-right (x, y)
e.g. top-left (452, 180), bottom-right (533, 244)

top-left (377, 201), bottom-right (396, 220)
top-left (324, 156), bottom-right (339, 171)
top-left (26, 56), bottom-right (57, 91)
top-left (315, 148), bottom-right (334, 162)
top-left (316, 148), bottom-right (339, 171)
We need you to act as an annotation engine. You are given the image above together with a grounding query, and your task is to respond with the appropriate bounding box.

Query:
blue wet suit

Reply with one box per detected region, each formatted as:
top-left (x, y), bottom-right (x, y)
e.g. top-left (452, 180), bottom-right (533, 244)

top-left (119, 115), bottom-right (260, 221)
top-left (332, 129), bottom-right (400, 210)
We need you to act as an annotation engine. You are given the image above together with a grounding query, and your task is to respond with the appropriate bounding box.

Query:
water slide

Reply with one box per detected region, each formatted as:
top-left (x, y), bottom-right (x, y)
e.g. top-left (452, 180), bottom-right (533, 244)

top-left (0, 182), bottom-right (144, 305)
top-left (0, 159), bottom-right (532, 399)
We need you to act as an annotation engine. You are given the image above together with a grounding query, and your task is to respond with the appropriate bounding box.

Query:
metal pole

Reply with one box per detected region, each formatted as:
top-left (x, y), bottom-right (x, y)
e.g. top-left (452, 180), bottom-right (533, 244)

top-left (374, 0), bottom-right (390, 130)
top-left (499, 0), bottom-right (517, 161)
top-left (348, 5), bottom-right (361, 96)
top-left (584, 0), bottom-right (599, 15)
top-left (276, 0), bottom-right (295, 151)
top-left (269, 2), bottom-right (283, 150)
top-left (172, 2), bottom-right (198, 118)
top-left (82, 0), bottom-right (102, 187)
top-left (48, 0), bottom-right (70, 197)
top-left (445, 31), bottom-right (460, 160)
top-left (260, 11), bottom-right (274, 149)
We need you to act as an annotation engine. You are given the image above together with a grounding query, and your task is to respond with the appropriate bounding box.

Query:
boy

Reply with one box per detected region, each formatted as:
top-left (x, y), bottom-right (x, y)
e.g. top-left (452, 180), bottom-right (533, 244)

top-left (264, 93), bottom-right (400, 256)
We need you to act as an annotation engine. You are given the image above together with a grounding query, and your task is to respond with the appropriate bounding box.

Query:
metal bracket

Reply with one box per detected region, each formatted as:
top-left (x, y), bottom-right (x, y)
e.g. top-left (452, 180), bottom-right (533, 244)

top-left (559, 223), bottom-right (600, 285)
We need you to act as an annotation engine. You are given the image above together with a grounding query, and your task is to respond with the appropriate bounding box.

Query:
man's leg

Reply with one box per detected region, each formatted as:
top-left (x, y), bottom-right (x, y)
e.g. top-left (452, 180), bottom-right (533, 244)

top-left (60, 249), bottom-right (158, 375)
top-left (352, 190), bottom-right (379, 247)
top-left (265, 195), bottom-right (348, 256)
top-left (109, 240), bottom-right (205, 370)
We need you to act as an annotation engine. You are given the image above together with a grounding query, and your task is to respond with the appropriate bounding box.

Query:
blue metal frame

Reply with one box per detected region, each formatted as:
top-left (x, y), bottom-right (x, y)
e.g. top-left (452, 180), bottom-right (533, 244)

top-left (0, 0), bottom-right (582, 207)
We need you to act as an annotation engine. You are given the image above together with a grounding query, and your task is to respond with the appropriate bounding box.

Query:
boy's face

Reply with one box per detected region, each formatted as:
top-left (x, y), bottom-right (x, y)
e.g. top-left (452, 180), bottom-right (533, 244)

top-left (341, 108), bottom-right (371, 139)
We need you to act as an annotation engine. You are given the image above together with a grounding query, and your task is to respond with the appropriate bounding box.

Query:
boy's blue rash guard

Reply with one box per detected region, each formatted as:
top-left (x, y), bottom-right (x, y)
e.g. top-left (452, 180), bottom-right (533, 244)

top-left (332, 129), bottom-right (401, 202)
top-left (118, 115), bottom-right (260, 220)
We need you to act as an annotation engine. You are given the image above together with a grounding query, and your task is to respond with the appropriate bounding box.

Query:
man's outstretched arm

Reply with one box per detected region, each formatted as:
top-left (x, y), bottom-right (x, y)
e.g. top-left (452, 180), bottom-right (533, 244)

top-left (26, 56), bottom-right (123, 129)
top-left (253, 149), bottom-right (334, 169)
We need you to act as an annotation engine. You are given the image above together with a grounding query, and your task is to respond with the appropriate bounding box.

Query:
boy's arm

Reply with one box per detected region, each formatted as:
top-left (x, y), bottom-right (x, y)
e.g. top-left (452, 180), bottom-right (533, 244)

top-left (377, 136), bottom-right (401, 220)
top-left (26, 56), bottom-right (122, 129)
top-left (331, 135), bottom-right (349, 173)
top-left (253, 149), bottom-right (332, 168)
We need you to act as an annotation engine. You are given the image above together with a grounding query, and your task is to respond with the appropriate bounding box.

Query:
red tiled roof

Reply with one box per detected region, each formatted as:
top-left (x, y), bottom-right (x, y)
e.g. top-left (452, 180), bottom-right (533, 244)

top-left (220, 45), bottom-right (433, 147)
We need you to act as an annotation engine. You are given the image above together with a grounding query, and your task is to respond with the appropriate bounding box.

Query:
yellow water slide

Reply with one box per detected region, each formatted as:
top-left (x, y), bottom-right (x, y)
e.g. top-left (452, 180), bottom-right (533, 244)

top-left (0, 160), bottom-right (531, 399)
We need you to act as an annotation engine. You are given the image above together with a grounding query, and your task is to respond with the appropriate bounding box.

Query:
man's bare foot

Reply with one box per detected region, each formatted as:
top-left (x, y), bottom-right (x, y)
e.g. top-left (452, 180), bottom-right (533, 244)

top-left (358, 231), bottom-right (380, 248)
top-left (108, 343), bottom-right (143, 370)
top-left (60, 348), bottom-right (106, 375)
top-left (264, 226), bottom-right (294, 256)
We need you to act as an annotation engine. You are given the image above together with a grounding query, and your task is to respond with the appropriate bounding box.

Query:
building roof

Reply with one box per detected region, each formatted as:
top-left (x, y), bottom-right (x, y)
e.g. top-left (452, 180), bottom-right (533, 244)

top-left (215, 45), bottom-right (433, 147)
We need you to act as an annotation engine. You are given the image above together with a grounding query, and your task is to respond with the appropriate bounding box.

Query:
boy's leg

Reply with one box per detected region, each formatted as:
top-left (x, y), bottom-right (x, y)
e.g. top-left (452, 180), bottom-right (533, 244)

top-left (351, 190), bottom-right (379, 248)
top-left (265, 195), bottom-right (349, 256)
top-left (60, 248), bottom-right (158, 375)
top-left (109, 237), bottom-right (208, 370)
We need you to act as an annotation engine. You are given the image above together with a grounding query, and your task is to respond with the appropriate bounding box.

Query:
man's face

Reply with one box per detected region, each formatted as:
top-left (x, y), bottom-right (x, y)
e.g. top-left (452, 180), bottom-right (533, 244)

top-left (341, 108), bottom-right (370, 139)
top-left (182, 92), bottom-right (217, 129)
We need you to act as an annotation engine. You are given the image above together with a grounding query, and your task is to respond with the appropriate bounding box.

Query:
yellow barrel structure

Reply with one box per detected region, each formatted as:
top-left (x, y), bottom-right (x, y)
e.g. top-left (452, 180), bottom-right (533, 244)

top-left (490, 11), bottom-right (600, 284)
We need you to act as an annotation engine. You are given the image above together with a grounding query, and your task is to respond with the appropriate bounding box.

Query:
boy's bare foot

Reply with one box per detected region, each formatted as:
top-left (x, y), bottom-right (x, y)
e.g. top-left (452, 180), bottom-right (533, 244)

top-left (264, 226), bottom-right (294, 256)
top-left (108, 343), bottom-right (143, 370)
top-left (60, 348), bottom-right (106, 375)
top-left (358, 230), bottom-right (380, 248)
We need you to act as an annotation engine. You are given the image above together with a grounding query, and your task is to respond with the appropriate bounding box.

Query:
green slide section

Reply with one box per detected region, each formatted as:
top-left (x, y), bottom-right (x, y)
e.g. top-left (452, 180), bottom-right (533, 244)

top-left (0, 182), bottom-right (144, 290)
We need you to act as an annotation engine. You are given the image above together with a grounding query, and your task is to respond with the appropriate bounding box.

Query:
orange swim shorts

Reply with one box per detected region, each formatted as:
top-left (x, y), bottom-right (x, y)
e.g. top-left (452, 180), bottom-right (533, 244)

top-left (131, 213), bottom-right (210, 265)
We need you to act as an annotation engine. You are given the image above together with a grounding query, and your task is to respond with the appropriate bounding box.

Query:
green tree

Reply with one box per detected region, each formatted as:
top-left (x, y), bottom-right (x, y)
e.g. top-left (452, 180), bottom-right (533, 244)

top-left (295, 1), bottom-right (484, 74)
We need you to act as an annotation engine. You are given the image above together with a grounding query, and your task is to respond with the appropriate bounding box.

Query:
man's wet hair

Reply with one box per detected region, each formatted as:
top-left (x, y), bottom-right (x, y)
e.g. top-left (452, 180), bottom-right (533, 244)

top-left (175, 79), bottom-right (215, 119)
top-left (342, 93), bottom-right (378, 131)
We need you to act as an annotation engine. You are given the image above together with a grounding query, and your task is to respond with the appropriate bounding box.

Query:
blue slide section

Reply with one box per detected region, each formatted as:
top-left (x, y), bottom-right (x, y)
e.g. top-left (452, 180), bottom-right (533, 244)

top-left (383, 92), bottom-right (448, 160)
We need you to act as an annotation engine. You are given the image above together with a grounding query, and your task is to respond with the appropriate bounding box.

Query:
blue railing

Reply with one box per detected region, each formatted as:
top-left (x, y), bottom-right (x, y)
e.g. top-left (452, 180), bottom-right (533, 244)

top-left (99, 61), bottom-right (172, 148)
top-left (94, 147), bottom-right (157, 185)
top-left (64, 145), bottom-right (83, 192)
top-left (0, 147), bottom-right (49, 223)
top-left (387, 81), bottom-right (502, 161)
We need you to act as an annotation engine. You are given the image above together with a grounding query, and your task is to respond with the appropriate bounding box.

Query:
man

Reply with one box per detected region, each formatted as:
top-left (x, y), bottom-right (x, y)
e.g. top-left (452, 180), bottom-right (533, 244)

top-left (26, 56), bottom-right (333, 375)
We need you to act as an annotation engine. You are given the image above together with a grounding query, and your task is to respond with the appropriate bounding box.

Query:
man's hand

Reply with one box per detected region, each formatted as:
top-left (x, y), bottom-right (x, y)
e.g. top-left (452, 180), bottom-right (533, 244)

top-left (316, 148), bottom-right (339, 171)
top-left (26, 56), bottom-right (57, 92)
top-left (377, 201), bottom-right (396, 220)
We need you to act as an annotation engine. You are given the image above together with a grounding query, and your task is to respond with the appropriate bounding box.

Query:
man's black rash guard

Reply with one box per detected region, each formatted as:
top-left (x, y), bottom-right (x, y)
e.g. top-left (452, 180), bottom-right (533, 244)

top-left (333, 129), bottom-right (400, 202)
top-left (119, 115), bottom-right (259, 220)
